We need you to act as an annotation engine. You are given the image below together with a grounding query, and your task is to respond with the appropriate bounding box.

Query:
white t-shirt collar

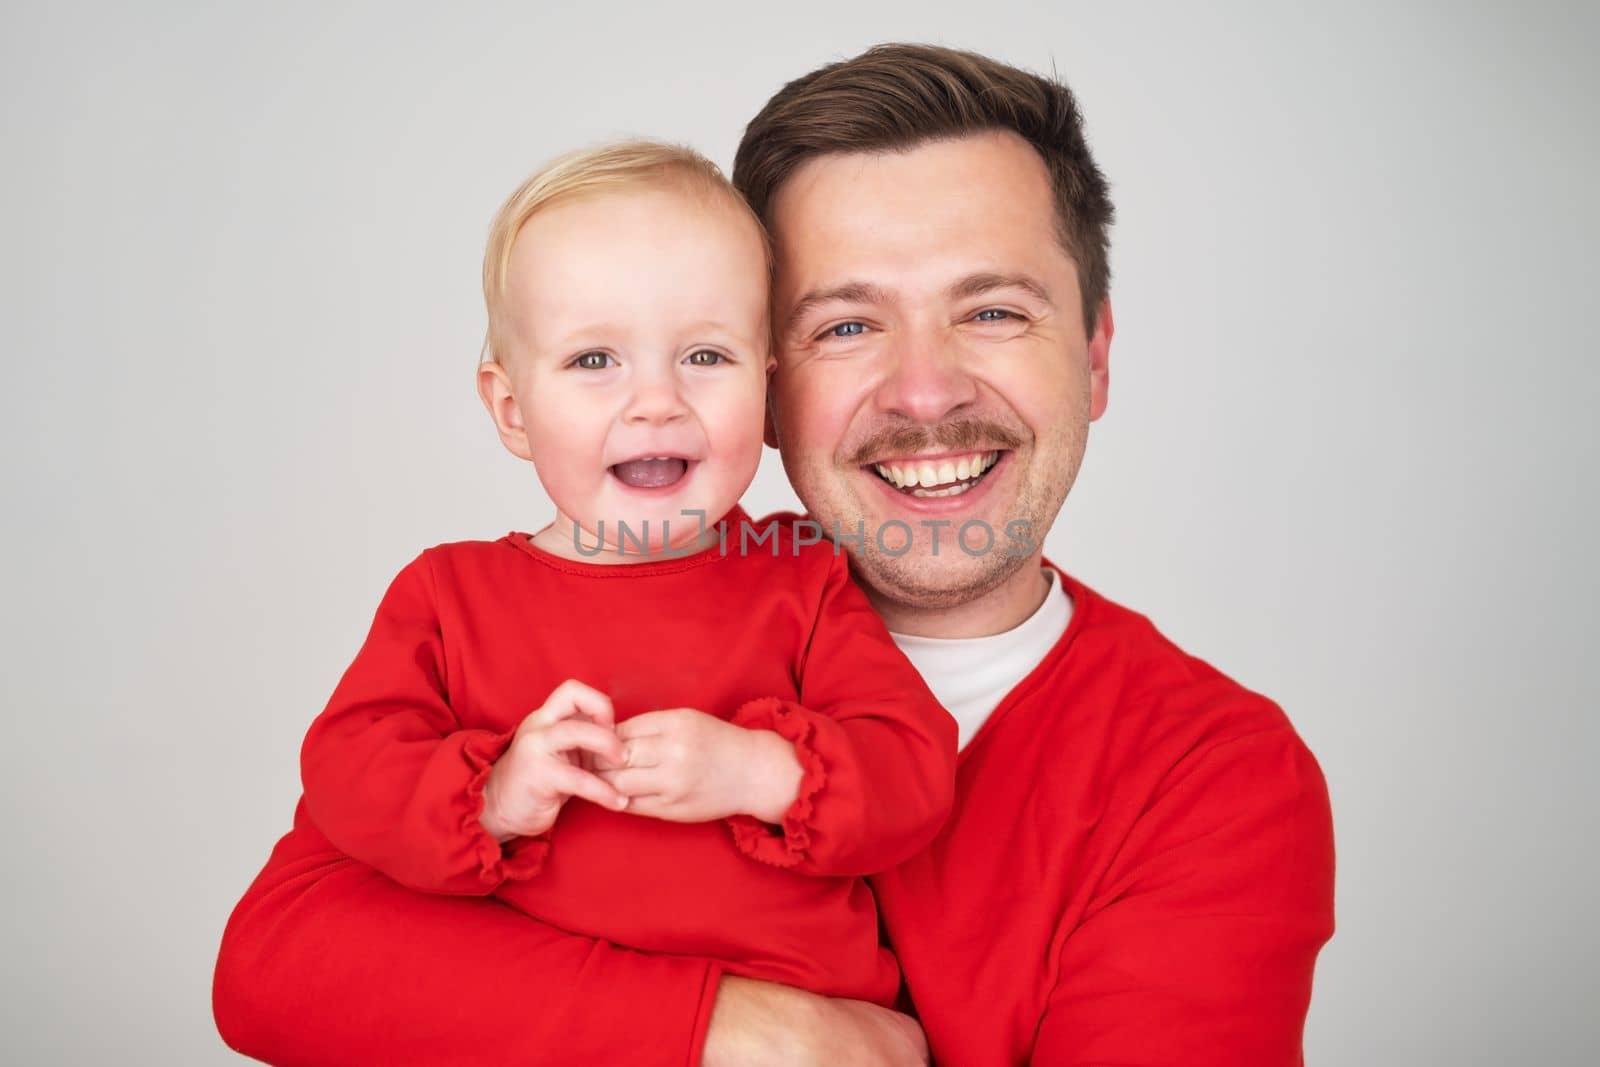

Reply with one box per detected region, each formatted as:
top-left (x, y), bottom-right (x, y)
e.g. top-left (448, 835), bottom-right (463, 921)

top-left (889, 568), bottom-right (1074, 750)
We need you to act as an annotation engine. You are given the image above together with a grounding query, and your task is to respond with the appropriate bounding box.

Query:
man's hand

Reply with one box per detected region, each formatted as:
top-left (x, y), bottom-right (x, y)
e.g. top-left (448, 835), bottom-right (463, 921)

top-left (701, 976), bottom-right (928, 1067)
top-left (479, 679), bottom-right (630, 842)
top-left (594, 709), bottom-right (803, 824)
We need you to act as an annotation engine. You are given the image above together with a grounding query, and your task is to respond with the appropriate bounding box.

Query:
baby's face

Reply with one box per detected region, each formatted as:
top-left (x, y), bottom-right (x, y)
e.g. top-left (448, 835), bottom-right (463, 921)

top-left (494, 187), bottom-right (770, 554)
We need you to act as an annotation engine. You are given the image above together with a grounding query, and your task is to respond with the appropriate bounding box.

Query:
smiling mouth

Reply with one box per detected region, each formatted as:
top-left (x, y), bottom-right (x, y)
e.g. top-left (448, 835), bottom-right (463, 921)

top-left (868, 450), bottom-right (1004, 498)
top-left (610, 456), bottom-right (691, 489)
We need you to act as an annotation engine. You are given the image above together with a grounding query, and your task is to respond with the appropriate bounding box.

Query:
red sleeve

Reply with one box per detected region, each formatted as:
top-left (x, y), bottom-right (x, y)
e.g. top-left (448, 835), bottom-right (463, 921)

top-left (1030, 728), bottom-right (1336, 1066)
top-left (213, 831), bottom-right (719, 1067)
top-left (299, 552), bottom-right (548, 895)
top-left (724, 550), bottom-right (957, 877)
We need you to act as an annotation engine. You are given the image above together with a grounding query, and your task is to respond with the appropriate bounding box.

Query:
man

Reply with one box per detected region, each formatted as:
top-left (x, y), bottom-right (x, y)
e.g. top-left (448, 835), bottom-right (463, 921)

top-left (214, 43), bottom-right (1334, 1066)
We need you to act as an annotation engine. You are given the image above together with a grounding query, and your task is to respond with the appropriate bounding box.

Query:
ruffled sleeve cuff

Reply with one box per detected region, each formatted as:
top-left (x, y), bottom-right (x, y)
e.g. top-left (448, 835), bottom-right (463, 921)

top-left (723, 697), bottom-right (827, 869)
top-left (461, 728), bottom-right (552, 887)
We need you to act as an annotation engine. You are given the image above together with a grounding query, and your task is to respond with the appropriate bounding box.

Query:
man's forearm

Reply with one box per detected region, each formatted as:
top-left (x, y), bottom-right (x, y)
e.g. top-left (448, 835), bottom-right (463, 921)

top-left (215, 845), bottom-right (717, 1066)
top-left (701, 975), bottom-right (928, 1067)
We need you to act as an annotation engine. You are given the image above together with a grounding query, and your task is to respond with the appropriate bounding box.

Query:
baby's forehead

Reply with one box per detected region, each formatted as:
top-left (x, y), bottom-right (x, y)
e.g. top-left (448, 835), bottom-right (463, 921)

top-left (501, 187), bottom-right (770, 346)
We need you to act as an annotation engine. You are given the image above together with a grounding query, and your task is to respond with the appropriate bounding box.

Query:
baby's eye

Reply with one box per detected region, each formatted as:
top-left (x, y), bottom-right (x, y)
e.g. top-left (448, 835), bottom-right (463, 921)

top-left (685, 350), bottom-right (725, 366)
top-left (973, 309), bottom-right (1015, 322)
top-left (572, 351), bottom-right (615, 370)
top-left (826, 322), bottom-right (866, 338)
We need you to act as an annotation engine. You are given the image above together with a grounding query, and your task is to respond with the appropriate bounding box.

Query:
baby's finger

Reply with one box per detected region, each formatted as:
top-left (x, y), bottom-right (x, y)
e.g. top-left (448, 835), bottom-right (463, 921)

top-left (531, 679), bottom-right (616, 729)
top-left (616, 711), bottom-right (676, 741)
top-left (536, 719), bottom-right (626, 765)
top-left (619, 794), bottom-right (689, 822)
top-left (592, 765), bottom-right (658, 797)
top-left (545, 762), bottom-right (629, 812)
top-left (619, 735), bottom-right (663, 769)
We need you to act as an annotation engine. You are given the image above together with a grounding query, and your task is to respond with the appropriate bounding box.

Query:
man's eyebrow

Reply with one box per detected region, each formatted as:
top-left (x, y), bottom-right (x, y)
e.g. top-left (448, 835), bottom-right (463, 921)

top-left (783, 281), bottom-right (891, 337)
top-left (948, 272), bottom-right (1054, 305)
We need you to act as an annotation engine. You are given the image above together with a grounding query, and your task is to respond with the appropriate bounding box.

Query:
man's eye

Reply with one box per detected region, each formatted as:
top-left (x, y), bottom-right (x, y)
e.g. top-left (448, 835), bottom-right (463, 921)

top-left (827, 322), bottom-right (866, 338)
top-left (572, 351), bottom-right (614, 370)
top-left (685, 350), bottom-right (725, 366)
top-left (974, 309), bottom-right (1015, 322)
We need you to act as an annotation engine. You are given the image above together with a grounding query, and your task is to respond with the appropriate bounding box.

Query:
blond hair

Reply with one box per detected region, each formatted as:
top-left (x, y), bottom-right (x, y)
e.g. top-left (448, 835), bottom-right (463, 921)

top-left (480, 139), bottom-right (769, 364)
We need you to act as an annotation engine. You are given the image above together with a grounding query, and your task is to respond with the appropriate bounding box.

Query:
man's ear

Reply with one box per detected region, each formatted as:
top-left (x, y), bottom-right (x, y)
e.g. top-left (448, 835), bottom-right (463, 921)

top-left (1087, 298), bottom-right (1113, 422)
top-left (476, 358), bottom-right (535, 462)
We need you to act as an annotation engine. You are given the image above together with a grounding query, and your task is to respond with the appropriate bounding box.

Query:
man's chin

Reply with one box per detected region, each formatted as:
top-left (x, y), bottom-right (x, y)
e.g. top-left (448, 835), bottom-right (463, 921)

top-left (849, 535), bottom-right (1034, 610)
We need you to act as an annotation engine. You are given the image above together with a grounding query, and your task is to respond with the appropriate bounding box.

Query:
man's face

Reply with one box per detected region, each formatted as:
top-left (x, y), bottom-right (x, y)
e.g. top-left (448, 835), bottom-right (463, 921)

top-left (766, 130), bottom-right (1112, 610)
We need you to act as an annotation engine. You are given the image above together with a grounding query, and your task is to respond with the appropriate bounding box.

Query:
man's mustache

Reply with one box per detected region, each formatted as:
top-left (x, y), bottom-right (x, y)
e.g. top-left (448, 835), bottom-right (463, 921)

top-left (847, 418), bottom-right (1025, 466)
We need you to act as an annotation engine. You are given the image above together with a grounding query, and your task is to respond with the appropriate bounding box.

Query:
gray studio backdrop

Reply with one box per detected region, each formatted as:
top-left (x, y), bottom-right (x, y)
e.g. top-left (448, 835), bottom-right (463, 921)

top-left (3, 1), bottom-right (1595, 1064)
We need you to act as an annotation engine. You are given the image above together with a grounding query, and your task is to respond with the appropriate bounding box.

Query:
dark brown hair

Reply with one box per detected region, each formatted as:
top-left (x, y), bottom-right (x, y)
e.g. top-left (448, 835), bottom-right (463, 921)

top-left (733, 43), bottom-right (1114, 333)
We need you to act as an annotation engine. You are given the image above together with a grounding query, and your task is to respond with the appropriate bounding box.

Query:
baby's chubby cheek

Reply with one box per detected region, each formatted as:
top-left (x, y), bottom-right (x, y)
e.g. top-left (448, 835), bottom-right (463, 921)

top-left (521, 414), bottom-right (612, 511)
top-left (677, 393), bottom-right (765, 504)
top-left (684, 422), bottom-right (766, 512)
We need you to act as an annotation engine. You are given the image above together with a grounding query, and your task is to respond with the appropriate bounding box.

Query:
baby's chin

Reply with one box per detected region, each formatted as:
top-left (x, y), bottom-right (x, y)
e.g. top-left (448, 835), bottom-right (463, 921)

top-left (557, 474), bottom-right (746, 557)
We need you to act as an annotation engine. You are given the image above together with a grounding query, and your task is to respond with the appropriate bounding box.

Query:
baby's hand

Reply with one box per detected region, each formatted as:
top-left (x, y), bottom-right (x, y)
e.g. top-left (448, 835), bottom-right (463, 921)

top-left (594, 708), bottom-right (802, 824)
top-left (479, 679), bottom-right (630, 842)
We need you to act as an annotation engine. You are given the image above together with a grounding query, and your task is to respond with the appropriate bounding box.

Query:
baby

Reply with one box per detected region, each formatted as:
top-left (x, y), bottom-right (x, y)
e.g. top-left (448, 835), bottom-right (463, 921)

top-left (297, 141), bottom-right (957, 1005)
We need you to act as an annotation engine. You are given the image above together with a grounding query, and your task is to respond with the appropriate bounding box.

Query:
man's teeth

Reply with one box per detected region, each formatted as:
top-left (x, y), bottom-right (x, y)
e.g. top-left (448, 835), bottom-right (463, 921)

top-left (873, 451), bottom-right (1000, 494)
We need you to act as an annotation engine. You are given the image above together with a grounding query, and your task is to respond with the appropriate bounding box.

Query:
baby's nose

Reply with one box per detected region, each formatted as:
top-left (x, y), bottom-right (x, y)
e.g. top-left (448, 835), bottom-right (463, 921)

top-left (622, 376), bottom-right (689, 424)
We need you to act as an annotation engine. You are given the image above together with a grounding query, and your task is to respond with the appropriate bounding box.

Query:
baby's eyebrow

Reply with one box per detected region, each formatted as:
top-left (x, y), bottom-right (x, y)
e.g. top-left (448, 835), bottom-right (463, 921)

top-left (782, 280), bottom-right (891, 338)
top-left (679, 318), bottom-right (744, 336)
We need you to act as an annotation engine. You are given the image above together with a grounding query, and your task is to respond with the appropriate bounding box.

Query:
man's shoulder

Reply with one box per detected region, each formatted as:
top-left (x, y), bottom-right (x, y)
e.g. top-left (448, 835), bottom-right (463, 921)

top-left (997, 566), bottom-right (1331, 883)
top-left (1033, 564), bottom-right (1307, 757)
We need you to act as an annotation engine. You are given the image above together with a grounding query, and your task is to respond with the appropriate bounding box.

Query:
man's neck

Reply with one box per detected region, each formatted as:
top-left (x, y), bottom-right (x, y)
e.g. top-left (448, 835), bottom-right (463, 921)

top-left (871, 552), bottom-right (1054, 639)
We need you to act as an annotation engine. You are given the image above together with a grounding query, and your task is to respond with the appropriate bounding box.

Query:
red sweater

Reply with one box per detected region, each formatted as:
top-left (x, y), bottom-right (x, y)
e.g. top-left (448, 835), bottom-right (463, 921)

top-left (214, 539), bottom-right (1333, 1067)
top-left (295, 505), bottom-right (955, 1004)
top-left (874, 562), bottom-right (1334, 1066)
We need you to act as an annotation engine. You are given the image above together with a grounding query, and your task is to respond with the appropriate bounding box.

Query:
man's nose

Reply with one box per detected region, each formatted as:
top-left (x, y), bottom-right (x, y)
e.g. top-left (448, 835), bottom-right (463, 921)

top-left (623, 367), bottom-right (690, 425)
top-left (873, 327), bottom-right (979, 424)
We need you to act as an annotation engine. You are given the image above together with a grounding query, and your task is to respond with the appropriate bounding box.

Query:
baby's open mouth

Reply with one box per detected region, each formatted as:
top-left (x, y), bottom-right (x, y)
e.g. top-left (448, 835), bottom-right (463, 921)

top-left (610, 456), bottom-right (691, 490)
top-left (868, 450), bottom-right (1004, 498)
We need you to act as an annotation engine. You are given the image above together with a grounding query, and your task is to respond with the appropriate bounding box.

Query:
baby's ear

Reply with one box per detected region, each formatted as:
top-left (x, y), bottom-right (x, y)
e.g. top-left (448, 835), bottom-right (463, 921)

top-left (763, 384), bottom-right (780, 450)
top-left (761, 345), bottom-right (780, 446)
top-left (476, 358), bottom-right (534, 462)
